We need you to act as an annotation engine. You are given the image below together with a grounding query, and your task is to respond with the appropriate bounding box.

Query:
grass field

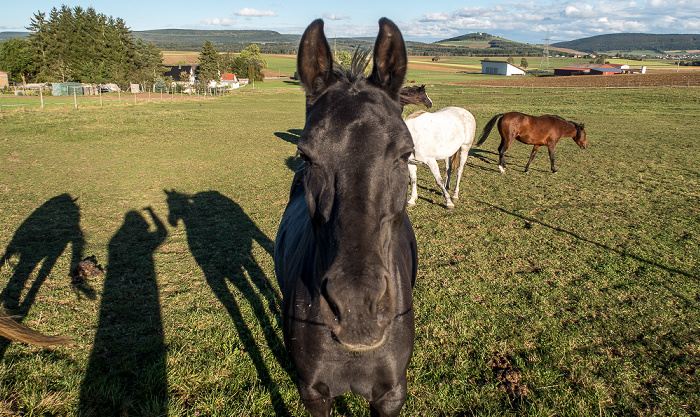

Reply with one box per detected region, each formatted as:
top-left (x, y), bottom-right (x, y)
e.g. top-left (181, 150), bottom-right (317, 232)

top-left (0, 82), bottom-right (699, 416)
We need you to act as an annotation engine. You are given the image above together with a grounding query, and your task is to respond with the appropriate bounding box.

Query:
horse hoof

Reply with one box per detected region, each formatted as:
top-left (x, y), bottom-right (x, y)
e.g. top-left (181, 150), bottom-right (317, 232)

top-left (407, 201), bottom-right (416, 207)
top-left (498, 166), bottom-right (506, 174)
top-left (446, 203), bottom-right (455, 210)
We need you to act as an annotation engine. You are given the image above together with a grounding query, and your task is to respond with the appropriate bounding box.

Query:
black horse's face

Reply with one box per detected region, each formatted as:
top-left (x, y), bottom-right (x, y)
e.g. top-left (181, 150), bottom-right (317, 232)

top-left (296, 19), bottom-right (413, 351)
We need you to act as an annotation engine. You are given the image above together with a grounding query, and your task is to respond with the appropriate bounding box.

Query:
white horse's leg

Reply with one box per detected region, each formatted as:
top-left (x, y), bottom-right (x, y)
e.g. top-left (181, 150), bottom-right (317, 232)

top-left (407, 163), bottom-right (418, 207)
top-left (452, 145), bottom-right (470, 201)
top-left (426, 158), bottom-right (454, 210)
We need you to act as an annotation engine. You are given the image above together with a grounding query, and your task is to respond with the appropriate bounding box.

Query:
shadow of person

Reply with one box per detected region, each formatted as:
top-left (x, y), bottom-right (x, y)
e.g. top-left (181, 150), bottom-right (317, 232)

top-left (0, 193), bottom-right (91, 359)
top-left (165, 189), bottom-right (292, 416)
top-left (78, 207), bottom-right (168, 416)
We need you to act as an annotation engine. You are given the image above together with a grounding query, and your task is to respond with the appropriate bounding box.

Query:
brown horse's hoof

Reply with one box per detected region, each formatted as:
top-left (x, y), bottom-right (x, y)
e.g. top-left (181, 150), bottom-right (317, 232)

top-left (498, 165), bottom-right (506, 174)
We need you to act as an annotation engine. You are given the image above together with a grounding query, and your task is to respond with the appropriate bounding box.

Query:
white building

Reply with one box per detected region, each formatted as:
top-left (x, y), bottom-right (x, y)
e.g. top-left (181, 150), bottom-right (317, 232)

top-left (481, 61), bottom-right (527, 76)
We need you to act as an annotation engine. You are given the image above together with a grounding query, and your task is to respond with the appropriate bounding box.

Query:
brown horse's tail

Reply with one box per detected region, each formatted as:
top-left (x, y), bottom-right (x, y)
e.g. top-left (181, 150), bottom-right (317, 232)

top-left (0, 312), bottom-right (72, 347)
top-left (476, 113), bottom-right (504, 147)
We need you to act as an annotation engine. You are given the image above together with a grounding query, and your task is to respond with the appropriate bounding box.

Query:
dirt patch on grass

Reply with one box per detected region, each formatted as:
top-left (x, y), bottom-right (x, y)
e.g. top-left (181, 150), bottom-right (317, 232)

top-left (487, 353), bottom-right (530, 400)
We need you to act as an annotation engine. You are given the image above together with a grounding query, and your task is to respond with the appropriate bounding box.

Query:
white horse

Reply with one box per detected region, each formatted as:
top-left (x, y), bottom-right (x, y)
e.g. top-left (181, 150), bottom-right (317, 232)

top-left (405, 107), bottom-right (477, 210)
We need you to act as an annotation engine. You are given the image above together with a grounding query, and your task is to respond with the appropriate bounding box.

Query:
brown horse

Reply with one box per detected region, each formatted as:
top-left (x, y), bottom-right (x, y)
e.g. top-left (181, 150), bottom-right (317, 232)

top-left (476, 112), bottom-right (588, 173)
top-left (399, 85), bottom-right (433, 109)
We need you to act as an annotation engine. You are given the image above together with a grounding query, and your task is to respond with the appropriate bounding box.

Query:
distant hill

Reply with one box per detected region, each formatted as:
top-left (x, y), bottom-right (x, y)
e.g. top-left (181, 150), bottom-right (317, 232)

top-left (0, 31), bottom-right (29, 41)
top-left (132, 29), bottom-right (302, 53)
top-left (553, 33), bottom-right (700, 53)
top-left (134, 29), bottom-right (301, 46)
top-left (408, 32), bottom-right (547, 57)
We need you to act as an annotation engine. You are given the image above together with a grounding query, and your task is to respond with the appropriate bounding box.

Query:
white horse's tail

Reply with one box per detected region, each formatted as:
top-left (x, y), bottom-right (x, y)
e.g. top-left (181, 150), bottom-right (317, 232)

top-left (476, 113), bottom-right (504, 146)
top-left (0, 312), bottom-right (72, 347)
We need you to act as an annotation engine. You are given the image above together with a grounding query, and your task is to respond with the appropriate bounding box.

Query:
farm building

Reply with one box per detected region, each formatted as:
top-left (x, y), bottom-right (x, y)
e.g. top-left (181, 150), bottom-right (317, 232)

top-left (481, 61), bottom-right (527, 76)
top-left (554, 64), bottom-right (623, 76)
top-left (0, 71), bottom-right (8, 88)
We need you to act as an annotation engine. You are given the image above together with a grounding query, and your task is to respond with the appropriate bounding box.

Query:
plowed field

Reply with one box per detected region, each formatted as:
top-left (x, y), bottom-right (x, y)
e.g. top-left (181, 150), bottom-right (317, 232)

top-left (450, 70), bottom-right (700, 88)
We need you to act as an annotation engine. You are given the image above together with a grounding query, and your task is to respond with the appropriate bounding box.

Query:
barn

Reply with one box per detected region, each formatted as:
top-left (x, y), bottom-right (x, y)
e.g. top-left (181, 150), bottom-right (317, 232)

top-left (481, 61), bottom-right (527, 76)
top-left (554, 63), bottom-right (623, 76)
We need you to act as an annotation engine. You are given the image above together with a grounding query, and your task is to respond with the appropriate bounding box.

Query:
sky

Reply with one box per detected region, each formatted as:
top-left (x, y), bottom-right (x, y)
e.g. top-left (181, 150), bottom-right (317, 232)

top-left (1, 0), bottom-right (699, 44)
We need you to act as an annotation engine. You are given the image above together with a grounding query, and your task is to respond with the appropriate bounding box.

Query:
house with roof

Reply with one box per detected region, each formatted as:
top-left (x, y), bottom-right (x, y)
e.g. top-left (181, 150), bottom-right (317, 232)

top-left (480, 61), bottom-right (527, 76)
top-left (0, 71), bottom-right (8, 88)
top-left (164, 64), bottom-right (198, 84)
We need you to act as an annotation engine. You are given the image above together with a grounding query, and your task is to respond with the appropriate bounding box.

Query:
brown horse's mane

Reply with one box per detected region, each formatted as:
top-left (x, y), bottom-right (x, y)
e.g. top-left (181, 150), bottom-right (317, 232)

top-left (544, 114), bottom-right (583, 140)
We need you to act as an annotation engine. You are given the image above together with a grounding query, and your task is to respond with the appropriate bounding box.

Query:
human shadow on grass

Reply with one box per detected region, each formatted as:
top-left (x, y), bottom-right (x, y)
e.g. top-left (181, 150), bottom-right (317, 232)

top-left (0, 194), bottom-right (94, 360)
top-left (478, 200), bottom-right (699, 280)
top-left (165, 189), bottom-right (294, 416)
top-left (79, 207), bottom-right (168, 416)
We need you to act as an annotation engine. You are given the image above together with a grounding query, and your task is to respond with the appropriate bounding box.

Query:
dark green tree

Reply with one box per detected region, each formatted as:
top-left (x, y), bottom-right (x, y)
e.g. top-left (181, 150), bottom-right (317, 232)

top-left (520, 58), bottom-right (529, 68)
top-left (240, 44), bottom-right (267, 81)
top-left (133, 39), bottom-right (166, 89)
top-left (24, 5), bottom-right (163, 88)
top-left (0, 38), bottom-right (34, 84)
top-left (198, 40), bottom-right (220, 86)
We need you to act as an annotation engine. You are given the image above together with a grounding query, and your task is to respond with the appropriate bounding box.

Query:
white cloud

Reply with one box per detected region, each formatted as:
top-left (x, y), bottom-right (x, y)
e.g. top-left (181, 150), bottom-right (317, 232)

top-left (201, 17), bottom-right (234, 26)
top-left (323, 13), bottom-right (349, 21)
top-left (399, 0), bottom-right (700, 43)
top-left (234, 8), bottom-right (277, 17)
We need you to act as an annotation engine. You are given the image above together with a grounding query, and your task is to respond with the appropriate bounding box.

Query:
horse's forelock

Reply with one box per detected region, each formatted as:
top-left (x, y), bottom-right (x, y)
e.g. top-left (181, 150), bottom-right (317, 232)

top-left (334, 48), bottom-right (371, 84)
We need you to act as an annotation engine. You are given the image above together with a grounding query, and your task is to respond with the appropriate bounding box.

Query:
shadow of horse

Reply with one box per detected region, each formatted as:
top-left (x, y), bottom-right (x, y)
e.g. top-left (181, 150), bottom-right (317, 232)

top-left (79, 207), bottom-right (168, 415)
top-left (165, 189), bottom-right (293, 415)
top-left (0, 194), bottom-right (93, 359)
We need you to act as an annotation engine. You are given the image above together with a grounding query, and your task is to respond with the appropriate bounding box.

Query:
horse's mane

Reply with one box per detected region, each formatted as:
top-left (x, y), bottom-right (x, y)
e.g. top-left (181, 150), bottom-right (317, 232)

top-left (544, 114), bottom-right (582, 140)
top-left (404, 110), bottom-right (427, 121)
top-left (333, 49), bottom-right (371, 84)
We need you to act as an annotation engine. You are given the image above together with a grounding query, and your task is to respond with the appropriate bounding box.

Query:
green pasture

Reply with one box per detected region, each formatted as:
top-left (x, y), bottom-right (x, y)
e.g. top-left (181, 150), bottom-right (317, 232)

top-left (0, 84), bottom-right (698, 416)
top-left (262, 54), bottom-right (298, 77)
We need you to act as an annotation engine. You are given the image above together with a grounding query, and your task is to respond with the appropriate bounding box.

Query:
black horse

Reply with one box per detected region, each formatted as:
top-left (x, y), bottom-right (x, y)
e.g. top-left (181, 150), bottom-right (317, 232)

top-left (274, 18), bottom-right (418, 417)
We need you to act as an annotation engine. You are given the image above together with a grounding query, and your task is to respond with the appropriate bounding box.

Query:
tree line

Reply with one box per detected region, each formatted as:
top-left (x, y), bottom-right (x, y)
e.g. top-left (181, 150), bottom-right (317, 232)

top-left (0, 5), bottom-right (165, 89)
top-left (0, 5), bottom-right (267, 90)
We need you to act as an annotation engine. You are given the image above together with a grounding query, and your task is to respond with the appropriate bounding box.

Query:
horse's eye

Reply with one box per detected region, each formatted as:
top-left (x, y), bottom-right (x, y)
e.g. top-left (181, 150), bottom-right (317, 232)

top-left (400, 152), bottom-right (412, 162)
top-left (297, 151), bottom-right (311, 163)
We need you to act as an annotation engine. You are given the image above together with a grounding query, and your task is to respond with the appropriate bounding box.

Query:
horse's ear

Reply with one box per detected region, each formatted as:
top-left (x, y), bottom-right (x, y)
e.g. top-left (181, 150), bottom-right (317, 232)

top-left (580, 123), bottom-right (585, 130)
top-left (297, 19), bottom-right (334, 100)
top-left (369, 18), bottom-right (407, 98)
